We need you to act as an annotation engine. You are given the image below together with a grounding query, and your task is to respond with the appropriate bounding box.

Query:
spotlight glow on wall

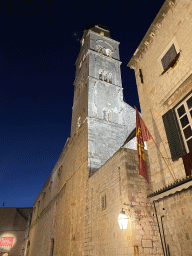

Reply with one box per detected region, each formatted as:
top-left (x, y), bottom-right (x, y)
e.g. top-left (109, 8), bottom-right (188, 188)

top-left (118, 209), bottom-right (129, 230)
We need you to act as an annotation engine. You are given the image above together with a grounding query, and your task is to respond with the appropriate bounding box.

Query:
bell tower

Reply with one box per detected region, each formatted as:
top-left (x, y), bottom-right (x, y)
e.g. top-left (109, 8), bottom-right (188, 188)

top-left (71, 23), bottom-right (136, 176)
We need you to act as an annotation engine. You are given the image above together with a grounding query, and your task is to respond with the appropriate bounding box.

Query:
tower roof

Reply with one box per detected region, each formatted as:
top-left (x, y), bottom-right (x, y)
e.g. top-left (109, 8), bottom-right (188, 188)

top-left (85, 23), bottom-right (111, 38)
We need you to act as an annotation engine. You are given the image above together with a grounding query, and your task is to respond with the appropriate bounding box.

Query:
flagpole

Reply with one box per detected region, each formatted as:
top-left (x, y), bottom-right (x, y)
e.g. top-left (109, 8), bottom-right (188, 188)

top-left (151, 137), bottom-right (176, 182)
top-left (134, 106), bottom-right (176, 182)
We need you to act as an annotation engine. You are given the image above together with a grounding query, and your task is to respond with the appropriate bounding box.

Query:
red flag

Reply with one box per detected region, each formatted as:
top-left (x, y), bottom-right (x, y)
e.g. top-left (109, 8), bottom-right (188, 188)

top-left (135, 107), bottom-right (153, 184)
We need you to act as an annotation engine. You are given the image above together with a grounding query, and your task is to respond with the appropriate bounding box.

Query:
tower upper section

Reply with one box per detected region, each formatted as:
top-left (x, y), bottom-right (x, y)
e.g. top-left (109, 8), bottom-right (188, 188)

top-left (73, 23), bottom-right (122, 95)
top-left (71, 23), bottom-right (124, 137)
top-left (70, 24), bottom-right (140, 175)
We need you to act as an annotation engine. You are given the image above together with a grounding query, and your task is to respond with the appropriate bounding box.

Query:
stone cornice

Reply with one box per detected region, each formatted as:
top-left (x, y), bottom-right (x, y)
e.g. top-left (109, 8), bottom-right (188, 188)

top-left (87, 30), bottom-right (120, 45)
top-left (127, 0), bottom-right (176, 69)
top-left (161, 72), bottom-right (192, 109)
top-left (88, 48), bottom-right (121, 63)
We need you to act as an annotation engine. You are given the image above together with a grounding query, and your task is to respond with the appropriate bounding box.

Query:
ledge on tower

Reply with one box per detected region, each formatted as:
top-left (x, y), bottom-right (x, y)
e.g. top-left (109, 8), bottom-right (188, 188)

top-left (85, 23), bottom-right (111, 38)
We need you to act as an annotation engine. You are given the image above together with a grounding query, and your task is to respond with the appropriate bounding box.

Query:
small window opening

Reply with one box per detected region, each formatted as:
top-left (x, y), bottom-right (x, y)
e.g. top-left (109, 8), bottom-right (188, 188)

top-left (101, 194), bottom-right (106, 211)
top-left (161, 44), bottom-right (177, 70)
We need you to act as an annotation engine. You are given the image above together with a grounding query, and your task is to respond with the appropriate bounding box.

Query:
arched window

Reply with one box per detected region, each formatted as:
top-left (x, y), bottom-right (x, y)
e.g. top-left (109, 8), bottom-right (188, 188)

top-left (103, 71), bottom-right (107, 82)
top-left (99, 69), bottom-right (103, 80)
top-left (106, 49), bottom-right (112, 57)
top-left (108, 73), bottom-right (112, 84)
top-left (103, 110), bottom-right (107, 120)
top-left (97, 46), bottom-right (103, 53)
top-left (108, 111), bottom-right (112, 121)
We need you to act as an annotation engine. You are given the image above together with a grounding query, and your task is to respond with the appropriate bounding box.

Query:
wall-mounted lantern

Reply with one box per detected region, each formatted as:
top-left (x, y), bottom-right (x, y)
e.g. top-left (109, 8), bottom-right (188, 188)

top-left (118, 208), bottom-right (129, 230)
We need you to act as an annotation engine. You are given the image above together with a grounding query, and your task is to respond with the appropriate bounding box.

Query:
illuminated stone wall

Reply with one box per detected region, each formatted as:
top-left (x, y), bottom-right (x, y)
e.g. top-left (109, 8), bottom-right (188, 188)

top-left (28, 23), bottom-right (164, 256)
top-left (128, 0), bottom-right (192, 191)
top-left (128, 0), bottom-right (192, 255)
top-left (28, 121), bottom-right (88, 256)
top-left (85, 148), bottom-right (163, 256)
top-left (28, 144), bottom-right (164, 256)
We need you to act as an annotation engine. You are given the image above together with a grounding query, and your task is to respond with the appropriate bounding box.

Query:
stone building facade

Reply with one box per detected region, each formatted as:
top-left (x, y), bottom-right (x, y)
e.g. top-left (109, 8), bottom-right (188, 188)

top-left (27, 24), bottom-right (164, 256)
top-left (0, 207), bottom-right (32, 256)
top-left (128, 0), bottom-right (192, 255)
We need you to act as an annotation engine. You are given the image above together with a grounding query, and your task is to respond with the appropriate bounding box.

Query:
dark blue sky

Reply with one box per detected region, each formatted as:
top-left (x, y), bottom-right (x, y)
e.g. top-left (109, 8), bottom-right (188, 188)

top-left (0, 0), bottom-right (165, 207)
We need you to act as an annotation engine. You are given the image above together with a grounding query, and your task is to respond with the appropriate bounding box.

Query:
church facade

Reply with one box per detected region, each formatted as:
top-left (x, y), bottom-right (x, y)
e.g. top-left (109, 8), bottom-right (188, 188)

top-left (128, 0), bottom-right (192, 255)
top-left (26, 24), bottom-right (164, 256)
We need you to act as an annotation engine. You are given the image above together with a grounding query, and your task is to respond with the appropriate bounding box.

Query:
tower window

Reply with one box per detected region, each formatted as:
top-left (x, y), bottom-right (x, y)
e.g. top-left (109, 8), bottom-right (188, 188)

top-left (103, 109), bottom-right (111, 121)
top-left (103, 110), bottom-right (107, 120)
top-left (103, 71), bottom-right (107, 82)
top-left (106, 49), bottom-right (112, 57)
top-left (99, 69), bottom-right (103, 80)
top-left (108, 73), bottom-right (112, 84)
top-left (108, 111), bottom-right (112, 121)
top-left (99, 69), bottom-right (112, 84)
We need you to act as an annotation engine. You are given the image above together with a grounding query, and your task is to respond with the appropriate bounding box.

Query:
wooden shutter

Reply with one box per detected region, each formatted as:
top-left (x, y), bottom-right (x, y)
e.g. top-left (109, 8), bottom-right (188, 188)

top-left (162, 108), bottom-right (187, 161)
top-left (161, 44), bottom-right (177, 70)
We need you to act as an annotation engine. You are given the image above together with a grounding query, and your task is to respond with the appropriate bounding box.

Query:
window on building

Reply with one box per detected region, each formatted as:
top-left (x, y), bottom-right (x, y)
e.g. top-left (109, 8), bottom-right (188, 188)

top-left (161, 44), bottom-right (177, 70)
top-left (108, 111), bottom-right (112, 122)
top-left (50, 238), bottom-right (54, 256)
top-left (162, 92), bottom-right (192, 176)
top-left (57, 165), bottom-right (63, 177)
top-left (99, 70), bottom-right (112, 84)
top-left (43, 191), bottom-right (46, 199)
top-left (103, 110), bottom-right (107, 120)
top-left (175, 94), bottom-right (192, 153)
top-left (26, 241), bottom-right (30, 256)
top-left (108, 73), bottom-right (112, 84)
top-left (99, 69), bottom-right (103, 80)
top-left (103, 71), bottom-right (107, 82)
top-left (106, 49), bottom-right (112, 57)
top-left (101, 194), bottom-right (106, 211)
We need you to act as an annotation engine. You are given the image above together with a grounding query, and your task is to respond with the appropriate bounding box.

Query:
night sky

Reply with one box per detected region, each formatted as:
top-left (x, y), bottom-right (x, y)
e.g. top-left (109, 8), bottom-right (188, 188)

top-left (0, 0), bottom-right (165, 207)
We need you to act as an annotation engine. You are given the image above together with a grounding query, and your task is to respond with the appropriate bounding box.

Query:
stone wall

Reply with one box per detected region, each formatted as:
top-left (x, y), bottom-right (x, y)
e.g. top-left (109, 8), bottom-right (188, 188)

top-left (28, 23), bottom-right (167, 256)
top-left (28, 121), bottom-right (88, 256)
top-left (127, 0), bottom-right (192, 255)
top-left (128, 0), bottom-right (192, 191)
top-left (28, 129), bottom-right (164, 256)
top-left (85, 148), bottom-right (163, 256)
top-left (153, 188), bottom-right (192, 256)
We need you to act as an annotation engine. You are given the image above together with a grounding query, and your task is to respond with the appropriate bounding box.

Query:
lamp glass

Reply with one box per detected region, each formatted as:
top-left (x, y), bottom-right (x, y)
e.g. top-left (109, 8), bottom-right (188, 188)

top-left (118, 213), bottom-right (129, 230)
